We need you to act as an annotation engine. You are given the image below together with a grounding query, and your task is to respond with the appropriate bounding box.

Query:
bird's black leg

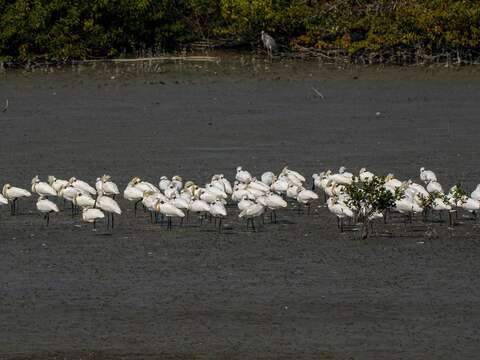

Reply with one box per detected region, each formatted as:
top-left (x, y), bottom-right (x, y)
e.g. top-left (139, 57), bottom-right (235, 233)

top-left (46, 213), bottom-right (50, 226)
top-left (218, 218), bottom-right (222, 233)
top-left (134, 200), bottom-right (141, 217)
top-left (111, 214), bottom-right (114, 229)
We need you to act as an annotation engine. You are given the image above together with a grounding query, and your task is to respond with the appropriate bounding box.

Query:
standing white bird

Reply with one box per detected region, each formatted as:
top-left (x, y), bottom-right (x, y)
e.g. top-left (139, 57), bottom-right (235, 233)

top-left (59, 184), bottom-right (81, 216)
top-left (238, 196), bottom-right (255, 211)
top-left (2, 184), bottom-right (31, 215)
top-left (73, 192), bottom-right (96, 209)
top-left (296, 187), bottom-right (319, 214)
top-left (95, 191), bottom-right (121, 229)
top-left (36, 196), bottom-right (59, 226)
top-left (264, 192), bottom-right (287, 223)
top-left (82, 207), bottom-right (105, 230)
top-left (31, 176), bottom-right (57, 197)
top-left (327, 196), bottom-right (354, 232)
top-left (155, 200), bottom-right (185, 230)
top-left (97, 175), bottom-right (120, 198)
top-left (189, 199), bottom-right (210, 224)
top-left (124, 181), bottom-right (144, 216)
top-left (239, 202), bottom-right (265, 231)
top-left (209, 199), bottom-right (227, 232)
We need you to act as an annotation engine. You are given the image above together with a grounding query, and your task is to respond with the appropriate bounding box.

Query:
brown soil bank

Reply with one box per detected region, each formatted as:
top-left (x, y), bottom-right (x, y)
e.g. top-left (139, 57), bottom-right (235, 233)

top-left (1, 62), bottom-right (480, 359)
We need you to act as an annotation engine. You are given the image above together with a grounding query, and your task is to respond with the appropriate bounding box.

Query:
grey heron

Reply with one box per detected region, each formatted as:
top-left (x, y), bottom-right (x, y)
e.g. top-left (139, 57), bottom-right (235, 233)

top-left (261, 30), bottom-right (277, 58)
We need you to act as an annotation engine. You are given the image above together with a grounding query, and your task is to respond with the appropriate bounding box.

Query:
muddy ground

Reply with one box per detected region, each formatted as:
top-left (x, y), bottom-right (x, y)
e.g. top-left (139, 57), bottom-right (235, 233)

top-left (1, 59), bottom-right (480, 359)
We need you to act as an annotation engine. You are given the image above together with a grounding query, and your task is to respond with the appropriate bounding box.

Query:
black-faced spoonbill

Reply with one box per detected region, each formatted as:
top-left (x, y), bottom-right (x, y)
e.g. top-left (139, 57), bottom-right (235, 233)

top-left (2, 184), bottom-right (31, 215)
top-left (36, 196), bottom-right (59, 226)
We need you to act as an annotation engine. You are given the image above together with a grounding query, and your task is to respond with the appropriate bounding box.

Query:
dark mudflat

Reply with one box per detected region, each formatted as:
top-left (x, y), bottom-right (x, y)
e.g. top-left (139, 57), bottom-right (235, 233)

top-left (1, 61), bottom-right (480, 359)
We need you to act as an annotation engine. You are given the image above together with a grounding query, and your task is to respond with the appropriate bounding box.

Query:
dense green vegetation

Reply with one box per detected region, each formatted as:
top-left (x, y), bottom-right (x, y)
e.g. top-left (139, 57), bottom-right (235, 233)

top-left (1, 0), bottom-right (479, 64)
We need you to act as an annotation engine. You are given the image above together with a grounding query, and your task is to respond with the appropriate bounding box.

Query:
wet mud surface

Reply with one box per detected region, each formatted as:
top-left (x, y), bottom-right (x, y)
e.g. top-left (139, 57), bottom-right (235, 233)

top-left (1, 60), bottom-right (480, 359)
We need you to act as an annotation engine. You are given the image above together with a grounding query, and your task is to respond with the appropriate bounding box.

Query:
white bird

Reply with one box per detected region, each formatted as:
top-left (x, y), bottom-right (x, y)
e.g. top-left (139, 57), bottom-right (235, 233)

top-left (271, 178), bottom-right (290, 194)
top-left (296, 187), bottom-right (319, 213)
top-left (218, 175), bottom-right (233, 194)
top-left (236, 167), bottom-right (252, 183)
top-left (239, 202), bottom-right (265, 231)
top-left (48, 176), bottom-right (69, 194)
top-left (432, 197), bottom-right (452, 211)
top-left (420, 167), bottom-right (437, 183)
top-left (82, 207), bottom-right (105, 230)
top-left (171, 175), bottom-right (183, 191)
top-left (248, 179), bottom-right (270, 193)
top-left (384, 174), bottom-right (403, 194)
top-left (231, 187), bottom-right (254, 202)
top-left (261, 172), bottom-right (276, 186)
top-left (58, 184), bottom-right (81, 216)
top-left (95, 191), bottom-right (121, 229)
top-left (286, 184), bottom-right (300, 199)
top-left (426, 181), bottom-right (444, 195)
top-left (471, 184), bottom-right (480, 201)
top-left (155, 200), bottom-right (185, 230)
top-left (98, 175), bottom-right (119, 197)
top-left (211, 176), bottom-right (226, 193)
top-left (281, 166), bottom-right (306, 183)
top-left (130, 177), bottom-right (160, 193)
top-left (0, 193), bottom-right (8, 205)
top-left (338, 166), bottom-right (354, 179)
top-left (459, 197), bottom-right (480, 214)
top-left (199, 188), bottom-right (221, 203)
top-left (36, 196), bottom-right (59, 226)
top-left (123, 182), bottom-right (144, 216)
top-left (73, 192), bottom-right (96, 209)
top-left (238, 196), bottom-right (255, 211)
top-left (209, 199), bottom-right (227, 232)
top-left (31, 176), bottom-right (57, 197)
top-left (329, 173), bottom-right (353, 185)
top-left (164, 184), bottom-right (179, 199)
top-left (359, 168), bottom-right (375, 182)
top-left (327, 196), bottom-right (354, 232)
top-left (158, 176), bottom-right (171, 192)
top-left (189, 199), bottom-right (210, 224)
top-left (2, 184), bottom-right (31, 215)
top-left (69, 177), bottom-right (96, 196)
top-left (395, 197), bottom-right (423, 221)
top-left (264, 192), bottom-right (287, 223)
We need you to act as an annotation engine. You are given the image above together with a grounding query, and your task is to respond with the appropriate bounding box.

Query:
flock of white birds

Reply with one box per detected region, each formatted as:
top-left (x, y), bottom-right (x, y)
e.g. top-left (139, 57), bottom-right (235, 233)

top-left (1, 166), bottom-right (479, 232)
